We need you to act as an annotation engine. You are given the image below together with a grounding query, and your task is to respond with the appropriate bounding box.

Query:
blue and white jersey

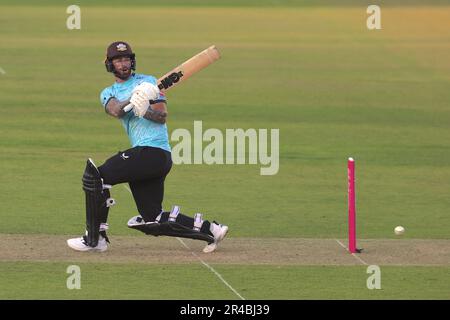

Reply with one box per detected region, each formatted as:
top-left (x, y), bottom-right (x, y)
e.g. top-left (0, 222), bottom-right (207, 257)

top-left (100, 73), bottom-right (171, 152)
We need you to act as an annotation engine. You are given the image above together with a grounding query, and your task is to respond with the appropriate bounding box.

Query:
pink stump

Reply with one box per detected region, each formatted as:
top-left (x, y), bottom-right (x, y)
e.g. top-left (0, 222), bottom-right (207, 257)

top-left (348, 158), bottom-right (357, 253)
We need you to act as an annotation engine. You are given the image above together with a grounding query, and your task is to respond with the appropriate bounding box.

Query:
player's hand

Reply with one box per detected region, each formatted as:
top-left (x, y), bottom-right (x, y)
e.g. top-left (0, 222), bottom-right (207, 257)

top-left (146, 108), bottom-right (168, 124)
top-left (130, 93), bottom-right (150, 118)
top-left (132, 82), bottom-right (160, 101)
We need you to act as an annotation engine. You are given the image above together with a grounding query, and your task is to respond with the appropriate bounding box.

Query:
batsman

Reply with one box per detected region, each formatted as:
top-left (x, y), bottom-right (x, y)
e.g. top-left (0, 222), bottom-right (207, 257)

top-left (67, 41), bottom-right (228, 253)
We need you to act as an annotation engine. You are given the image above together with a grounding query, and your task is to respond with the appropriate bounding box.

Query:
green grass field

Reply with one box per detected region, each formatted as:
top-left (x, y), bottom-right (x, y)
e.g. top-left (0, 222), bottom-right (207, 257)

top-left (0, 0), bottom-right (449, 300)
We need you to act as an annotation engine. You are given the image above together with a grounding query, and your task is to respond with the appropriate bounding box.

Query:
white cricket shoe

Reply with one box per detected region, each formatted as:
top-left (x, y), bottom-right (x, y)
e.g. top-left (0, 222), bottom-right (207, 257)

top-left (127, 215), bottom-right (145, 227)
top-left (67, 234), bottom-right (108, 252)
top-left (203, 222), bottom-right (229, 253)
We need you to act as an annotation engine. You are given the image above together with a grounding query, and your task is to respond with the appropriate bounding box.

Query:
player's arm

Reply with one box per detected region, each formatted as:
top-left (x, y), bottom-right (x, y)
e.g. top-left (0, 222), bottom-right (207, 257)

top-left (105, 98), bottom-right (130, 119)
top-left (143, 101), bottom-right (168, 124)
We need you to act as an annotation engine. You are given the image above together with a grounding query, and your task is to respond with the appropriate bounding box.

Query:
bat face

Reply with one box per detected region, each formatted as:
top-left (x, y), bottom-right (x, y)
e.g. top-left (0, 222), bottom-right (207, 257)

top-left (123, 45), bottom-right (220, 113)
top-left (157, 45), bottom-right (220, 92)
top-left (158, 71), bottom-right (184, 90)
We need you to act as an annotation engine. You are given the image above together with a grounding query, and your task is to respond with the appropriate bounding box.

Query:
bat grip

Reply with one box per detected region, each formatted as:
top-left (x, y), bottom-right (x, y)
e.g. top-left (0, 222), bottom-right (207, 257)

top-left (124, 84), bottom-right (163, 113)
top-left (123, 103), bottom-right (133, 112)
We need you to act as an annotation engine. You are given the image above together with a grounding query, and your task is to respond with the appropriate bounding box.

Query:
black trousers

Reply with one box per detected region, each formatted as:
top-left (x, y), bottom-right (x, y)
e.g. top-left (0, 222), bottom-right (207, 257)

top-left (98, 146), bottom-right (172, 222)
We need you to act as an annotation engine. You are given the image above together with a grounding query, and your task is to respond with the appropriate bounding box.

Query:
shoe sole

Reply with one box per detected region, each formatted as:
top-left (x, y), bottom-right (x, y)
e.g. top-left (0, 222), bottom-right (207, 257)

top-left (67, 239), bottom-right (108, 252)
top-left (203, 226), bottom-right (229, 253)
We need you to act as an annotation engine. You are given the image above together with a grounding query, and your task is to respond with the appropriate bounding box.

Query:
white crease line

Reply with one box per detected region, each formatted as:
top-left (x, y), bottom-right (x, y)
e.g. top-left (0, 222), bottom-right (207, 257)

top-left (176, 237), bottom-right (245, 300)
top-left (0, 67), bottom-right (5, 75)
top-left (124, 185), bottom-right (132, 193)
top-left (123, 185), bottom-right (245, 300)
top-left (335, 239), bottom-right (369, 266)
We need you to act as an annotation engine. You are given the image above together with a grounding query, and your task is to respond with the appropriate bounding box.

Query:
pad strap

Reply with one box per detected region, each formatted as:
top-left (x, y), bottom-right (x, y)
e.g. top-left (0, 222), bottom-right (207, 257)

top-left (193, 213), bottom-right (204, 232)
top-left (106, 198), bottom-right (116, 207)
top-left (155, 211), bottom-right (163, 223)
top-left (102, 182), bottom-right (116, 208)
top-left (168, 205), bottom-right (180, 222)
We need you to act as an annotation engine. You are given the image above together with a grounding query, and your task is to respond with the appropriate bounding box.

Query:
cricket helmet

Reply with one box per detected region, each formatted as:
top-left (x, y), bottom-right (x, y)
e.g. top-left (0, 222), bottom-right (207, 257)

top-left (104, 41), bottom-right (136, 73)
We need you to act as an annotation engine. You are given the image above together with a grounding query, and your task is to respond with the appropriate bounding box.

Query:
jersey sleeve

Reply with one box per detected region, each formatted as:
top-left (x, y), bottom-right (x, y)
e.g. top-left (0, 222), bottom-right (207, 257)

top-left (100, 87), bottom-right (114, 108)
top-left (144, 75), bottom-right (167, 103)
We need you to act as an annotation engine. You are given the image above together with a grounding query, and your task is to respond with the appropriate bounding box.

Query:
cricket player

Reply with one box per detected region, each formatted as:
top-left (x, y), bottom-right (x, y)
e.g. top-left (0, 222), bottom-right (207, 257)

top-left (67, 41), bottom-right (228, 253)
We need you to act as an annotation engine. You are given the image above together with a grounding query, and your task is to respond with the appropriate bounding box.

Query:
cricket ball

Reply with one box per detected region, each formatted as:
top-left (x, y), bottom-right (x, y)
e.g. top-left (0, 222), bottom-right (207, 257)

top-left (394, 226), bottom-right (405, 235)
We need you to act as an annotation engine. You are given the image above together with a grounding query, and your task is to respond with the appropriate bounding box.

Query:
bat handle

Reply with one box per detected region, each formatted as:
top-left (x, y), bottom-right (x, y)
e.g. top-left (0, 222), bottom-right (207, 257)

top-left (123, 103), bottom-right (133, 112)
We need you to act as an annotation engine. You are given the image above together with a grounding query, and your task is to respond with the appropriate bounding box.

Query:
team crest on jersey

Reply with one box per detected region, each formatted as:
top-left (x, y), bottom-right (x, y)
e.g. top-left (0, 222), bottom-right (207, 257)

top-left (116, 43), bottom-right (127, 51)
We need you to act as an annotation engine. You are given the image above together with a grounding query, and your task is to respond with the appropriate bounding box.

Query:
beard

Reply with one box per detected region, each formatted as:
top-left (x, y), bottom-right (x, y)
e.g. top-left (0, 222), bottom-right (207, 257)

top-left (114, 68), bottom-right (132, 80)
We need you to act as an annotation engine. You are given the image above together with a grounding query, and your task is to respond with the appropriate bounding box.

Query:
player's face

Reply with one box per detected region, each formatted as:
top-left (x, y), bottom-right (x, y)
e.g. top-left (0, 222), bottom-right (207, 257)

top-left (112, 56), bottom-right (132, 79)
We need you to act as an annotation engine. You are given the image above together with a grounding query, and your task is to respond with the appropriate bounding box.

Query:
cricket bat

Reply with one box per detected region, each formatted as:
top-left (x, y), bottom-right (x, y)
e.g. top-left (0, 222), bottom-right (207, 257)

top-left (124, 45), bottom-right (221, 112)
